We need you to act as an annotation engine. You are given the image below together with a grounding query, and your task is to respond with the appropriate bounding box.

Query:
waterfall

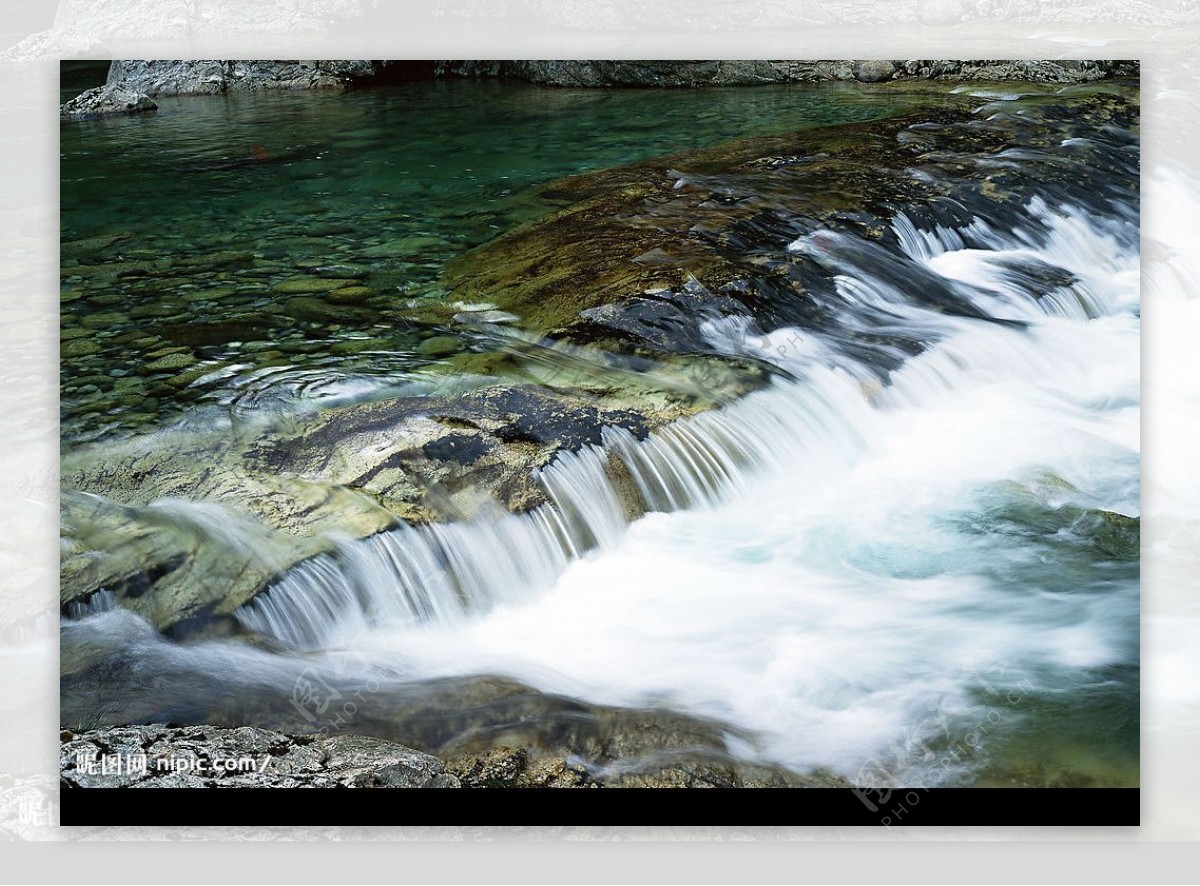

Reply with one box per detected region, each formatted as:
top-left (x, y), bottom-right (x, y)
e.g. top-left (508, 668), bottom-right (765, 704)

top-left (234, 191), bottom-right (1136, 654)
top-left (65, 589), bottom-right (116, 620)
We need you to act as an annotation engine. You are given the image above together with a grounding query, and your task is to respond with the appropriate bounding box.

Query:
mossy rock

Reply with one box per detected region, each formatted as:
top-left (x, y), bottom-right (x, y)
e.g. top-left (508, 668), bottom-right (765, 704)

top-left (283, 296), bottom-right (374, 324)
top-left (62, 339), bottom-right (101, 358)
top-left (439, 104), bottom-right (984, 337)
top-left (273, 276), bottom-right (362, 294)
top-left (416, 335), bottom-right (461, 358)
top-left (59, 382), bottom-right (684, 634)
top-left (142, 352), bottom-right (196, 373)
top-left (329, 338), bottom-right (389, 356)
top-left (326, 285), bottom-right (376, 305)
top-left (1090, 511), bottom-right (1140, 561)
top-left (168, 363), bottom-right (227, 388)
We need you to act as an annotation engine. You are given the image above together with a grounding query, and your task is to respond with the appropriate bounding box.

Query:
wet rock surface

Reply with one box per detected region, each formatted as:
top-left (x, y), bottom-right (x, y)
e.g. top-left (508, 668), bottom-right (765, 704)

top-left (58, 380), bottom-right (709, 633)
top-left (60, 726), bottom-right (458, 788)
top-left (443, 87), bottom-right (1138, 358)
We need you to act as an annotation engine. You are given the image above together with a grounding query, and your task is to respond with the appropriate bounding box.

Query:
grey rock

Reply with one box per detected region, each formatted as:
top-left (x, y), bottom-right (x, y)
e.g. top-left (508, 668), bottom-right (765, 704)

top-left (60, 84), bottom-right (157, 121)
top-left (103, 60), bottom-right (379, 97)
top-left (59, 384), bottom-right (669, 634)
top-left (58, 721), bottom-right (840, 790)
top-left (85, 60), bottom-right (1138, 107)
top-left (852, 60), bottom-right (897, 83)
top-left (59, 725), bottom-right (459, 788)
top-left (575, 282), bottom-right (749, 356)
top-left (438, 59), bottom-right (1136, 87)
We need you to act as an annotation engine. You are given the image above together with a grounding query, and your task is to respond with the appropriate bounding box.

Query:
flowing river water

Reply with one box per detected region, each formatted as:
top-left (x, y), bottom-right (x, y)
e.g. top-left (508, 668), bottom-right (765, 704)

top-left (61, 78), bottom-right (1139, 787)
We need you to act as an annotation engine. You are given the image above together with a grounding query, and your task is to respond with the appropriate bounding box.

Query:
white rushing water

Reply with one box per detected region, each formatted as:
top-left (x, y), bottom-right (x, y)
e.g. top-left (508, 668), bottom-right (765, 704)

top-left (229, 196), bottom-right (1139, 783)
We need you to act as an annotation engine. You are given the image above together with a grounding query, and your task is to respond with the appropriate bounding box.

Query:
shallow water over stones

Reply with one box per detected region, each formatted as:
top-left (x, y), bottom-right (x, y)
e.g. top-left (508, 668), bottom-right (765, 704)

top-left (61, 79), bottom-right (972, 444)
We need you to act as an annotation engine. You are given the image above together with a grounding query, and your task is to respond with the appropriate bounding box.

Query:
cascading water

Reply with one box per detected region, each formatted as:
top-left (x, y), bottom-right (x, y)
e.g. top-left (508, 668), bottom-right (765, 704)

top-left (353, 194), bottom-right (1137, 783)
top-left (61, 83), bottom-right (1140, 786)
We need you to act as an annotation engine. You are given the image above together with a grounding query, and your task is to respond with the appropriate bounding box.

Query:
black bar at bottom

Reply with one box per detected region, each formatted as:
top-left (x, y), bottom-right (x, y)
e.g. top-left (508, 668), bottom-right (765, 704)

top-left (60, 787), bottom-right (1139, 827)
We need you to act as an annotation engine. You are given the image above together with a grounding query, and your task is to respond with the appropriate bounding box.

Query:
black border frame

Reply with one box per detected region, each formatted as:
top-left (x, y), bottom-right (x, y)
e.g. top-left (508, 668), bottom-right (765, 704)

top-left (60, 787), bottom-right (1140, 827)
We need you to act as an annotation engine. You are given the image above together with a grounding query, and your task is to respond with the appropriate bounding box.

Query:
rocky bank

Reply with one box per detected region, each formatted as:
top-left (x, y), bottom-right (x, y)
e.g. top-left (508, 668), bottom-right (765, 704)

top-left (435, 59), bottom-right (1137, 87)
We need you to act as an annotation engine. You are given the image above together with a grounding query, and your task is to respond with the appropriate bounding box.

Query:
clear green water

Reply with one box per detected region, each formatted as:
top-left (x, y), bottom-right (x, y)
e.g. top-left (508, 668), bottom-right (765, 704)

top-left (60, 79), bottom-right (952, 444)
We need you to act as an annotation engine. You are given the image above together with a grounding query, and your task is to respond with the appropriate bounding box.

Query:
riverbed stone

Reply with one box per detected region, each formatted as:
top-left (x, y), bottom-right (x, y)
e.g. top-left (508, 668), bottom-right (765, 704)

top-left (325, 285), bottom-right (375, 305)
top-left (329, 338), bottom-right (388, 356)
top-left (312, 263), bottom-right (371, 278)
top-left (282, 296), bottom-right (373, 324)
top-left (168, 363), bottom-right (225, 388)
top-left (361, 235), bottom-right (446, 258)
top-left (142, 352), bottom-right (196, 373)
top-left (416, 335), bottom-right (461, 357)
top-left (62, 339), bottom-right (101, 358)
top-left (273, 276), bottom-right (361, 294)
top-left (79, 311), bottom-right (128, 329)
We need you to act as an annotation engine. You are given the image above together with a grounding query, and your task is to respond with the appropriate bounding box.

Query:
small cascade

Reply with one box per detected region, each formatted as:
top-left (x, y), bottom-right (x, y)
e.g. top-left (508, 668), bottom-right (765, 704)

top-left (889, 199), bottom-right (1136, 323)
top-left (234, 354), bottom-right (879, 649)
top-left (234, 556), bottom-right (365, 648)
top-left (64, 589), bottom-right (116, 621)
top-left (234, 190), bottom-right (1135, 652)
top-left (234, 505), bottom-right (581, 648)
top-left (537, 445), bottom-right (628, 551)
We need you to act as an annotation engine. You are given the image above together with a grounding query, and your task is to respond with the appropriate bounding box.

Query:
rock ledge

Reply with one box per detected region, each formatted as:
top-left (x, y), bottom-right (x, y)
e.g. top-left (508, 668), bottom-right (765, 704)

top-left (60, 725), bottom-right (458, 788)
top-left (61, 84), bottom-right (156, 121)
